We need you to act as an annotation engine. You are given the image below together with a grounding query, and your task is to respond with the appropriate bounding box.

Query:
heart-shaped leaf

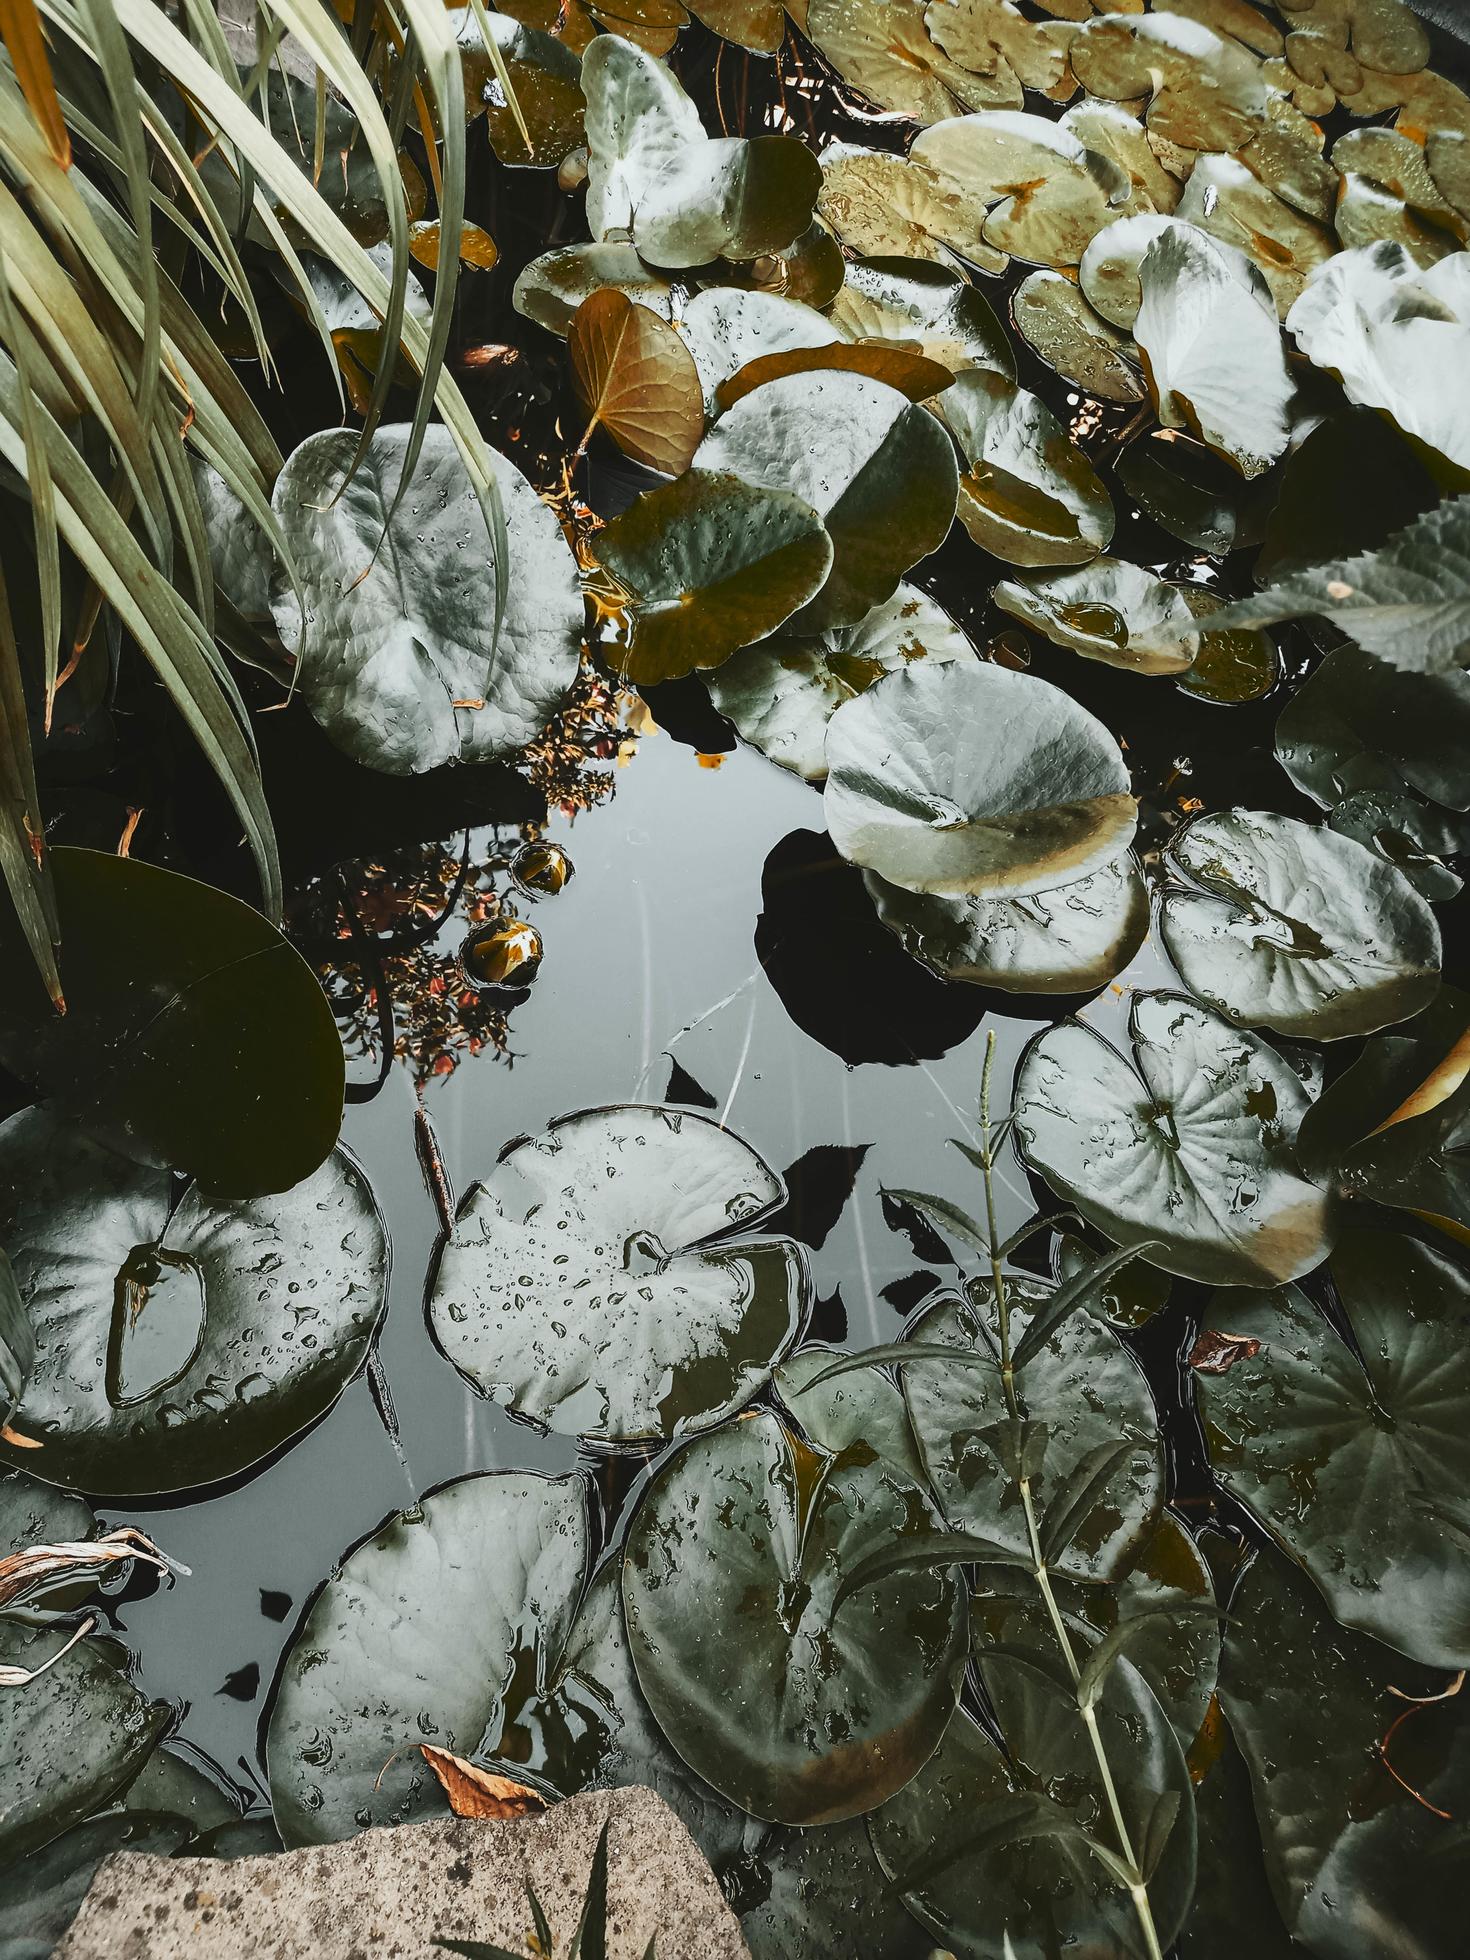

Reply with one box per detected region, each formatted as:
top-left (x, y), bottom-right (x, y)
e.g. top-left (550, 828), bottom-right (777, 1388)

top-left (773, 1343), bottom-right (929, 1485)
top-left (1196, 1229), bottom-right (1470, 1669)
top-left (633, 135), bottom-right (822, 268)
top-left (806, 0), bottom-right (1021, 121)
top-left (676, 286), bottom-right (838, 413)
top-left (1015, 991), bottom-right (1337, 1286)
top-left (271, 425), bottom-right (583, 775)
top-left (593, 468), bottom-right (834, 683)
top-left (622, 1408), bottom-right (968, 1824)
top-left (823, 662), bottom-right (1137, 897)
top-left (0, 848), bottom-right (343, 1198)
top-left (568, 289), bottom-right (703, 473)
top-left (429, 1105), bottom-right (807, 1447)
top-left (581, 32), bottom-right (704, 241)
top-left (911, 112), bottom-right (1127, 268)
top-left (0, 1108), bottom-right (388, 1495)
top-left (944, 370), bottom-right (1114, 567)
top-left (1070, 11), bottom-right (1269, 152)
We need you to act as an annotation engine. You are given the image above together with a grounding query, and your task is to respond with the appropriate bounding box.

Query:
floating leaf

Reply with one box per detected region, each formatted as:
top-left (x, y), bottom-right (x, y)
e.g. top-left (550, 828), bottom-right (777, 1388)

top-left (900, 1283), bottom-right (1164, 1583)
top-left (1011, 270), bottom-right (1144, 405)
top-left (994, 559), bottom-right (1199, 674)
top-left (271, 425), bottom-right (583, 775)
top-left (1198, 1229), bottom-right (1470, 1669)
top-left (817, 141), bottom-right (1002, 270)
top-left (1160, 809), bottom-right (1441, 1039)
top-left (622, 1409), bottom-right (967, 1825)
top-left (459, 7), bottom-right (587, 169)
top-left (421, 1747), bottom-right (549, 1819)
top-left (676, 287), bottom-right (837, 414)
top-left (1015, 991), bottom-right (1337, 1286)
top-left (1060, 97), bottom-right (1185, 218)
top-left (429, 1105), bottom-right (806, 1448)
top-left (1255, 406), bottom-right (1441, 585)
top-left (694, 370), bottom-right (959, 628)
top-left (740, 1815), bottom-right (932, 1960)
top-left (707, 583), bottom-right (976, 782)
top-left (0, 1813), bottom-right (195, 1959)
top-left (1175, 152), bottom-right (1336, 316)
top-left (773, 1344), bottom-right (929, 1485)
top-left (864, 852), bottom-right (1149, 995)
top-left (1277, 642), bottom-right (1470, 816)
top-left (513, 242), bottom-right (675, 337)
top-left (0, 848), bottom-right (343, 1198)
top-left (1134, 225), bottom-right (1295, 479)
top-left (687, 0), bottom-right (785, 53)
top-left (1330, 789), bottom-right (1470, 902)
top-left (633, 135), bottom-right (822, 268)
top-left (912, 112), bottom-right (1125, 268)
top-left (944, 369), bottom-right (1114, 567)
top-left (1070, 11), bottom-right (1269, 152)
top-left (805, 0), bottom-right (1022, 121)
top-left (0, 1470), bottom-right (92, 1563)
top-left (580, 32), bottom-right (704, 242)
top-left (1079, 214), bottom-right (1200, 330)
top-left (407, 218), bottom-right (499, 272)
top-left (827, 255), bottom-right (1016, 378)
top-left (824, 663), bottom-right (1136, 897)
top-left (0, 1108), bottom-right (388, 1497)
top-left (568, 289), bottom-right (704, 473)
top-left (593, 469), bottom-right (834, 684)
top-left (716, 340), bottom-right (955, 413)
top-left (1116, 431), bottom-right (1270, 556)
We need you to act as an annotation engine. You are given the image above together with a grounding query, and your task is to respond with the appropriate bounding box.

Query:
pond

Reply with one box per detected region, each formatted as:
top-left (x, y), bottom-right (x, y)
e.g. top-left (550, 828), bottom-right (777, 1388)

top-left (3, 3), bottom-right (1470, 1956)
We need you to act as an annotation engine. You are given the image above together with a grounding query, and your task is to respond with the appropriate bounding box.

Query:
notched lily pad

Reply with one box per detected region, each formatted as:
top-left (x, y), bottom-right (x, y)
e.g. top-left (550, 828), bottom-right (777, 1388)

top-left (1070, 11), bottom-right (1269, 153)
top-left (944, 369), bottom-right (1114, 567)
top-left (911, 112), bottom-right (1126, 269)
top-left (1175, 152), bottom-right (1336, 316)
top-left (429, 1105), bottom-right (807, 1448)
top-left (806, 0), bottom-right (1022, 122)
top-left (827, 256), bottom-right (1016, 379)
top-left (633, 135), bottom-right (823, 268)
top-left (581, 32), bottom-right (704, 242)
top-left (817, 142), bottom-right (1002, 271)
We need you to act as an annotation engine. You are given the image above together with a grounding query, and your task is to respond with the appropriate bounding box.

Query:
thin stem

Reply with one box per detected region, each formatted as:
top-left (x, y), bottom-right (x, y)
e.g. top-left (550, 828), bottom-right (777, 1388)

top-left (976, 1030), bottom-right (1163, 1960)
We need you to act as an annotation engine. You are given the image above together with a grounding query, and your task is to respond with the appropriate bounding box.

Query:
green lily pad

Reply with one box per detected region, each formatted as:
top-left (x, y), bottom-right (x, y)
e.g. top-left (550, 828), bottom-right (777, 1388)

top-left (740, 1815), bottom-right (932, 1960)
top-left (1176, 1719), bottom-right (1295, 1959)
top-left (944, 370), bottom-right (1114, 567)
top-left (1275, 642), bottom-right (1470, 812)
top-left (864, 852), bottom-right (1149, 995)
top-left (1159, 808), bottom-right (1442, 1039)
top-left (1175, 153), bottom-right (1336, 316)
top-left (429, 1105), bottom-right (807, 1448)
top-left (911, 112), bottom-right (1125, 268)
top-left (1070, 11), bottom-right (1269, 152)
top-left (271, 425), bottom-right (582, 777)
top-left (1117, 431), bottom-right (1270, 556)
top-left (268, 1471), bottom-right (597, 1845)
top-left (0, 1622), bottom-right (169, 1861)
top-left (1011, 271), bottom-right (1144, 405)
top-left (0, 1812), bottom-right (194, 1959)
top-left (0, 1470), bottom-right (92, 1561)
top-left (1135, 225), bottom-right (1295, 479)
top-left (707, 583), bottom-right (976, 782)
top-left (805, 0), bottom-right (1022, 121)
top-left (900, 1281), bottom-right (1164, 1583)
top-left (581, 32), bottom-right (704, 241)
top-left (1197, 1229), bottom-right (1470, 1670)
top-left (773, 1343), bottom-right (928, 1485)
top-left (1329, 790), bottom-right (1470, 902)
top-left (594, 468), bottom-right (834, 684)
top-left (823, 662), bottom-right (1136, 897)
top-left (1054, 1231), bottom-right (1172, 1332)
top-left (1015, 990), bottom-right (1338, 1287)
top-left (118, 1746), bottom-right (239, 1831)
top-left (1220, 1544), bottom-right (1470, 1958)
top-left (1171, 586), bottom-right (1280, 704)
top-left (676, 288), bottom-right (836, 414)
top-left (622, 1408), bottom-right (968, 1825)
top-left (827, 256), bottom-right (1015, 378)
top-left (633, 135), bottom-right (822, 268)
top-left (694, 371), bottom-right (959, 629)
top-left (512, 242), bottom-right (675, 337)
top-left (0, 1108), bottom-right (388, 1496)
top-left (994, 559), bottom-right (1199, 674)
top-left (0, 848), bottom-right (343, 1199)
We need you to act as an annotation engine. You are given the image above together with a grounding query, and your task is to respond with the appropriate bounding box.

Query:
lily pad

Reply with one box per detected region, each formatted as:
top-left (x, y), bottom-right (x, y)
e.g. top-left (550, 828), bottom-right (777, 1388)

top-left (271, 425), bottom-right (583, 776)
top-left (911, 112), bottom-right (1124, 268)
top-left (268, 1473), bottom-right (602, 1845)
top-left (593, 469), bottom-right (834, 684)
top-left (0, 1622), bottom-right (168, 1861)
top-left (1014, 990), bottom-right (1338, 1286)
top-left (676, 288), bottom-right (837, 415)
top-left (694, 371), bottom-right (959, 628)
top-left (1197, 1229), bottom-right (1470, 1670)
top-left (0, 1470), bottom-right (92, 1561)
top-left (1060, 98), bottom-right (1185, 218)
top-left (944, 370), bottom-right (1114, 567)
top-left (512, 242), bottom-right (675, 337)
top-left (0, 1107), bottom-right (388, 1495)
top-left (1329, 790), bottom-right (1470, 903)
top-left (1255, 405), bottom-right (1441, 584)
top-left (901, 1282), bottom-right (1165, 1583)
top-left (1275, 642), bottom-right (1470, 812)
top-left (740, 1815), bottom-right (931, 1960)
top-left (0, 848), bottom-right (343, 1198)
top-left (581, 32), bottom-right (704, 242)
top-left (429, 1105), bottom-right (806, 1448)
top-left (1079, 214), bottom-right (1197, 330)
top-left (923, 0), bottom-right (1074, 100)
top-left (1175, 153), bottom-right (1336, 316)
top-left (1070, 11), bottom-right (1269, 152)
top-left (995, 560), bottom-right (1201, 675)
top-left (817, 142), bottom-right (1001, 271)
top-left (805, 0), bottom-right (1022, 121)
top-left (1220, 1544), bottom-right (1470, 1959)
top-left (633, 135), bottom-right (822, 268)
top-left (1117, 431), bottom-right (1270, 556)
top-left (1, 1252), bottom-right (32, 1430)
top-left (1159, 808), bottom-right (1442, 1039)
top-left (716, 341), bottom-right (955, 413)
top-left (622, 1408), bottom-right (968, 1825)
top-left (864, 852), bottom-right (1149, 995)
top-left (826, 256), bottom-right (1015, 379)
top-left (706, 583), bottom-right (976, 782)
top-left (823, 662), bottom-right (1136, 897)
top-left (1054, 1231), bottom-right (1172, 1332)
top-left (687, 0), bottom-right (785, 52)
top-left (773, 1344), bottom-right (929, 1486)
top-left (1134, 225), bottom-right (1295, 479)
top-left (455, 6), bottom-right (586, 169)
top-left (1011, 271), bottom-right (1144, 405)
top-left (0, 1812), bottom-right (195, 1958)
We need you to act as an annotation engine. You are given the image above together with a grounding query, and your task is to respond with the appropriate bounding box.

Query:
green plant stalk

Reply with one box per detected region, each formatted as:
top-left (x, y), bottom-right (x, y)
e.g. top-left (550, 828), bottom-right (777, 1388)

top-left (976, 1028), bottom-right (1164, 1960)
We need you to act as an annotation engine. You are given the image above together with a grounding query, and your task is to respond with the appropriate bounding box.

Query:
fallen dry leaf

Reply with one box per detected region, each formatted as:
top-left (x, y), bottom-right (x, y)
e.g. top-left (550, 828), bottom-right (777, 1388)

top-left (421, 1745), bottom-right (550, 1820)
top-left (716, 339), bottom-right (957, 411)
top-left (0, 1528), bottom-right (186, 1613)
top-left (1189, 1329), bottom-right (1263, 1376)
top-left (568, 288), bottom-right (704, 475)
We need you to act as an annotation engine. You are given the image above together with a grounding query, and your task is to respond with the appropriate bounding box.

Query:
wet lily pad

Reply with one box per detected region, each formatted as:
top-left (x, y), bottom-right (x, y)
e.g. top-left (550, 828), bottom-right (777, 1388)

top-left (1011, 270), bottom-right (1145, 405)
top-left (923, 0), bottom-right (1075, 100)
top-left (1134, 225), bottom-right (1295, 479)
top-left (512, 242), bottom-right (675, 337)
top-left (1, 1252), bottom-right (32, 1431)
top-left (1054, 1231), bottom-right (1172, 1332)
top-left (694, 371), bottom-right (959, 628)
top-left (1015, 990), bottom-right (1337, 1286)
top-left (568, 289), bottom-right (704, 473)
top-left (1254, 405), bottom-right (1440, 584)
top-left (271, 425), bottom-right (583, 776)
top-left (687, 0), bottom-right (785, 53)
top-left (806, 0), bottom-right (1021, 121)
top-left (1060, 97), bottom-right (1185, 218)
top-left (1275, 642), bottom-right (1470, 812)
top-left (944, 370), bottom-right (1114, 567)
top-left (817, 142), bottom-right (1001, 270)
top-left (0, 848), bottom-right (343, 1198)
top-left (864, 851), bottom-right (1149, 995)
top-left (429, 1105), bottom-right (807, 1448)
top-left (594, 469), bottom-right (834, 684)
top-left (716, 341), bottom-right (954, 413)
top-left (740, 1814), bottom-right (931, 1960)
top-left (1117, 431), bottom-right (1270, 556)
top-left (581, 32), bottom-right (704, 241)
top-left (622, 1408), bottom-right (968, 1824)
top-left (901, 1282), bottom-right (1165, 1583)
top-left (826, 256), bottom-right (1015, 379)
top-left (0, 1470), bottom-right (92, 1561)
top-left (0, 1622), bottom-right (168, 1860)
top-left (1175, 152), bottom-right (1336, 316)
top-left (1197, 1229), bottom-right (1470, 1670)
top-left (911, 112), bottom-right (1124, 268)
top-left (1079, 214), bottom-right (1197, 330)
top-left (1070, 11), bottom-right (1269, 152)
top-left (1220, 1544), bottom-right (1470, 1959)
top-left (1159, 809), bottom-right (1442, 1039)
top-left (0, 1108), bottom-right (388, 1495)
top-left (1330, 789), bottom-right (1470, 902)
top-left (706, 583), bottom-right (976, 783)
top-left (994, 559), bottom-right (1199, 674)
top-left (676, 287), bottom-right (837, 415)
top-left (0, 1812), bottom-right (195, 1958)
top-left (823, 663), bottom-right (1136, 897)
top-left (268, 1472), bottom-right (597, 1845)
top-left (633, 136), bottom-right (822, 268)
top-left (773, 1344), bottom-right (929, 1486)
